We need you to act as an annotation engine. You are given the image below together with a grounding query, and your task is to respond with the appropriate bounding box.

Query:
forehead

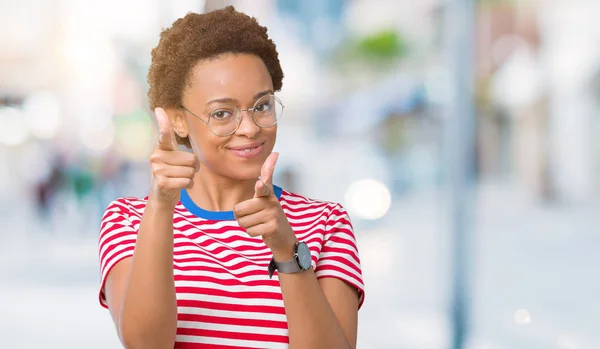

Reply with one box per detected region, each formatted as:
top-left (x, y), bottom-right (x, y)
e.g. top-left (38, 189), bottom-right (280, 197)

top-left (186, 53), bottom-right (273, 102)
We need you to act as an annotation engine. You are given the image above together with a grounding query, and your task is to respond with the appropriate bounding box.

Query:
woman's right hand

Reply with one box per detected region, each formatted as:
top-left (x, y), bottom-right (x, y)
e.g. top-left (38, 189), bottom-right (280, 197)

top-left (149, 107), bottom-right (200, 209)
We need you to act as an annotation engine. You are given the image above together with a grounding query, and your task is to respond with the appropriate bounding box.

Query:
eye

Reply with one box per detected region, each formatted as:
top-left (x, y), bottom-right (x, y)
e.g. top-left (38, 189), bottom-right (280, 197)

top-left (254, 100), bottom-right (272, 113)
top-left (211, 109), bottom-right (233, 120)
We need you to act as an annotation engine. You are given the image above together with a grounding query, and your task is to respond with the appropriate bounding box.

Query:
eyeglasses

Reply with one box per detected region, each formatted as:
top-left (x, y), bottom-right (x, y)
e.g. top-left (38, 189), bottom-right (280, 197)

top-left (180, 94), bottom-right (284, 137)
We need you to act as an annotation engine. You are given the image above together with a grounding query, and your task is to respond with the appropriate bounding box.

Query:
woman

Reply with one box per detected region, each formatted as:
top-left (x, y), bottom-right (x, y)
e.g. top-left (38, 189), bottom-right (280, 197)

top-left (98, 6), bottom-right (364, 349)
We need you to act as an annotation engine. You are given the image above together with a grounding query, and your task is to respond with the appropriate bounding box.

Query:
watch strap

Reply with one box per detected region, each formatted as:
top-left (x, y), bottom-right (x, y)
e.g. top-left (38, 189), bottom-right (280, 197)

top-left (268, 257), bottom-right (301, 279)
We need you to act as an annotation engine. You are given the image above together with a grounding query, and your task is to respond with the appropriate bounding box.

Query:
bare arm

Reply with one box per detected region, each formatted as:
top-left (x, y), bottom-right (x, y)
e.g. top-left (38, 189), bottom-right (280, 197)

top-left (234, 155), bottom-right (362, 349)
top-left (103, 108), bottom-right (199, 349)
top-left (104, 201), bottom-right (178, 349)
top-left (278, 269), bottom-right (359, 349)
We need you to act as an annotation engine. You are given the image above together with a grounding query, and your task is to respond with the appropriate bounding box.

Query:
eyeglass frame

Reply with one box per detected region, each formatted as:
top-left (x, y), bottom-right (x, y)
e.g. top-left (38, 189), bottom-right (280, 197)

top-left (178, 94), bottom-right (285, 137)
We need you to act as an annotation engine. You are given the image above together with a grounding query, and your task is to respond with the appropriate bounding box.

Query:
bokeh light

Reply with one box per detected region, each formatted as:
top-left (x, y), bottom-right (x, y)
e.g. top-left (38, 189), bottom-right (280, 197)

top-left (514, 309), bottom-right (532, 325)
top-left (80, 120), bottom-right (116, 152)
top-left (22, 92), bottom-right (62, 139)
top-left (0, 107), bottom-right (29, 146)
top-left (344, 178), bottom-right (392, 220)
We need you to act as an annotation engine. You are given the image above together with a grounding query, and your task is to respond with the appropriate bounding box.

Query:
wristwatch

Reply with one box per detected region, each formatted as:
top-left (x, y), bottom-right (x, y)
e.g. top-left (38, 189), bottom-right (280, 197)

top-left (268, 241), bottom-right (311, 279)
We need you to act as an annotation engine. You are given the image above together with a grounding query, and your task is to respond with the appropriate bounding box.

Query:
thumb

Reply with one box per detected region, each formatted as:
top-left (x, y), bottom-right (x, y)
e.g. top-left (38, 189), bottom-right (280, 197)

top-left (155, 107), bottom-right (177, 151)
top-left (254, 152), bottom-right (279, 198)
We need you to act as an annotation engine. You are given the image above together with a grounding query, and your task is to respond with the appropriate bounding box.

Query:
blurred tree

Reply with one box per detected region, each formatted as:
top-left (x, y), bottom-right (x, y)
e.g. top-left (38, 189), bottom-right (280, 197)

top-left (354, 29), bottom-right (408, 61)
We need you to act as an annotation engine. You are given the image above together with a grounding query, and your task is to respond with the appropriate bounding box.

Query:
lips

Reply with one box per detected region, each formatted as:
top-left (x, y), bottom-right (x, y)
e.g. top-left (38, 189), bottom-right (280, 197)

top-left (227, 142), bottom-right (265, 159)
top-left (228, 142), bottom-right (264, 151)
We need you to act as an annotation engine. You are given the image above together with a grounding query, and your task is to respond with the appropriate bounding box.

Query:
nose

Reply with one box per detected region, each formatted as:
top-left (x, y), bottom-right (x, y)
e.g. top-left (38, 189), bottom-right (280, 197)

top-left (234, 109), bottom-right (260, 138)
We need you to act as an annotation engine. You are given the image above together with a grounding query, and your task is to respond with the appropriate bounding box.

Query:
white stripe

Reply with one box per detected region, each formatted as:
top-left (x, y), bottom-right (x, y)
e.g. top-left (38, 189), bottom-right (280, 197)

top-left (175, 219), bottom-right (241, 230)
top-left (178, 320), bottom-right (288, 336)
top-left (175, 335), bottom-right (288, 348)
top-left (176, 289), bottom-right (284, 307)
top-left (174, 281), bottom-right (280, 294)
top-left (319, 249), bottom-right (360, 263)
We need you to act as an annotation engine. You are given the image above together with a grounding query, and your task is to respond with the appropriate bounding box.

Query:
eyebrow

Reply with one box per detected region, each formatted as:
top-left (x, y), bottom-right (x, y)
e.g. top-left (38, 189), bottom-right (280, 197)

top-left (206, 89), bottom-right (274, 106)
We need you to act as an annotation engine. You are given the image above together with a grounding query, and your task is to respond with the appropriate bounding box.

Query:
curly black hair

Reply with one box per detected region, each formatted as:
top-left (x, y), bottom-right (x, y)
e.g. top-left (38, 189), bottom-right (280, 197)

top-left (147, 6), bottom-right (284, 147)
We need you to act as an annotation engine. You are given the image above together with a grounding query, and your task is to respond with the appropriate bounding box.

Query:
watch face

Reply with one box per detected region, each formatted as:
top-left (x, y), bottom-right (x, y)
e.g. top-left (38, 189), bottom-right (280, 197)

top-left (296, 242), bottom-right (311, 270)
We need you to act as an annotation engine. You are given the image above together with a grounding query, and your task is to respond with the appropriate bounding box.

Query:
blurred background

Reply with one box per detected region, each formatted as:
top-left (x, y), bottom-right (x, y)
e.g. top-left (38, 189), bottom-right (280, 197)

top-left (1, 0), bottom-right (599, 348)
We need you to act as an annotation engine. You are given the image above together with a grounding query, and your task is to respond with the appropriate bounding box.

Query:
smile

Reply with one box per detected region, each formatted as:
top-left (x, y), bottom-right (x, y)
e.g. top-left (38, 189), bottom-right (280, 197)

top-left (228, 142), bottom-right (265, 159)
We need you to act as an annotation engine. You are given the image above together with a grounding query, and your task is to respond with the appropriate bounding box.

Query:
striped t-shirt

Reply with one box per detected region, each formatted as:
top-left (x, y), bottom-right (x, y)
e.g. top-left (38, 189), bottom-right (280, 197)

top-left (98, 185), bottom-right (365, 348)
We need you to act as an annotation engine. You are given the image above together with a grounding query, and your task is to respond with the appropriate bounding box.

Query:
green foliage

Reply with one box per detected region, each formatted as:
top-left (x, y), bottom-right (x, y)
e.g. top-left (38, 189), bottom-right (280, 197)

top-left (355, 29), bottom-right (408, 60)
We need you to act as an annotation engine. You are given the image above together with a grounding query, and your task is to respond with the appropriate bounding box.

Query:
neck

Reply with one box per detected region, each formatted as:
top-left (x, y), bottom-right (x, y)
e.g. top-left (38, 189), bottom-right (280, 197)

top-left (187, 166), bottom-right (256, 212)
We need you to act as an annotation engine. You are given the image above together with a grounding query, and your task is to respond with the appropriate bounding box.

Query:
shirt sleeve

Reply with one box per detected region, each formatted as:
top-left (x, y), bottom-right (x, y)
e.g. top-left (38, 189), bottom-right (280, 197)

top-left (314, 203), bottom-right (365, 309)
top-left (97, 198), bottom-right (139, 309)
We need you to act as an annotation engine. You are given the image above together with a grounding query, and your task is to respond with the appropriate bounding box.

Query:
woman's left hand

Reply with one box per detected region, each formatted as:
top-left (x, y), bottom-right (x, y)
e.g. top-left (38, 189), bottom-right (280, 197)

top-left (233, 152), bottom-right (298, 261)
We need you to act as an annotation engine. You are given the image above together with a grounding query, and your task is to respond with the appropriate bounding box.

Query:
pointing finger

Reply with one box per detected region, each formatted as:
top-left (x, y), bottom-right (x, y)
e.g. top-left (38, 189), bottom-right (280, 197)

top-left (254, 152), bottom-right (279, 198)
top-left (155, 107), bottom-right (177, 151)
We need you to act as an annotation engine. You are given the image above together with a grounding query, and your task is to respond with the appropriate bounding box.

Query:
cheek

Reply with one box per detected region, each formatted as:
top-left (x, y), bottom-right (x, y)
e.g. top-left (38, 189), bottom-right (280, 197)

top-left (264, 126), bottom-right (278, 145)
top-left (188, 127), bottom-right (228, 161)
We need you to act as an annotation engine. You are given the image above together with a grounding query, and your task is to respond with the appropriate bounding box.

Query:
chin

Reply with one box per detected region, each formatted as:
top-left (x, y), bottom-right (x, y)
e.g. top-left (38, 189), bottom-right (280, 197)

top-left (228, 164), bottom-right (262, 181)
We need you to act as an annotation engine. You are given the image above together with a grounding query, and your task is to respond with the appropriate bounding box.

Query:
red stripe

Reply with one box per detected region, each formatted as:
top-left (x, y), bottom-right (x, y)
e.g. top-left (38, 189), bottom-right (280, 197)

top-left (324, 235), bottom-right (359, 255)
top-left (284, 210), bottom-right (328, 220)
top-left (100, 225), bottom-right (135, 247)
top-left (280, 202), bottom-right (329, 213)
top-left (174, 274), bottom-right (279, 288)
top-left (173, 235), bottom-right (323, 264)
top-left (174, 251), bottom-right (271, 266)
top-left (99, 213), bottom-right (127, 230)
top-left (173, 240), bottom-right (272, 255)
top-left (327, 215), bottom-right (352, 228)
top-left (174, 265), bottom-right (268, 279)
top-left (178, 313), bottom-right (288, 329)
top-left (100, 236), bottom-right (136, 265)
top-left (317, 254), bottom-right (362, 275)
top-left (315, 264), bottom-right (361, 285)
top-left (174, 256), bottom-right (270, 270)
top-left (315, 273), bottom-right (365, 309)
top-left (176, 286), bottom-right (283, 300)
top-left (176, 343), bottom-right (253, 349)
top-left (177, 328), bottom-right (289, 344)
top-left (289, 218), bottom-right (328, 231)
top-left (177, 299), bottom-right (286, 315)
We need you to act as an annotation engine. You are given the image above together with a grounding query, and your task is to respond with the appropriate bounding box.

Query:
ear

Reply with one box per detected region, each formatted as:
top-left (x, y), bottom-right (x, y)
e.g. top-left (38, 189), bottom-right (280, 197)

top-left (164, 107), bottom-right (189, 139)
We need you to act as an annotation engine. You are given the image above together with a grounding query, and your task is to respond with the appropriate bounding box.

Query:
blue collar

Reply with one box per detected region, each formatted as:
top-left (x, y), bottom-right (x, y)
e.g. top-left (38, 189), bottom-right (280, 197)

top-left (180, 185), bottom-right (283, 220)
